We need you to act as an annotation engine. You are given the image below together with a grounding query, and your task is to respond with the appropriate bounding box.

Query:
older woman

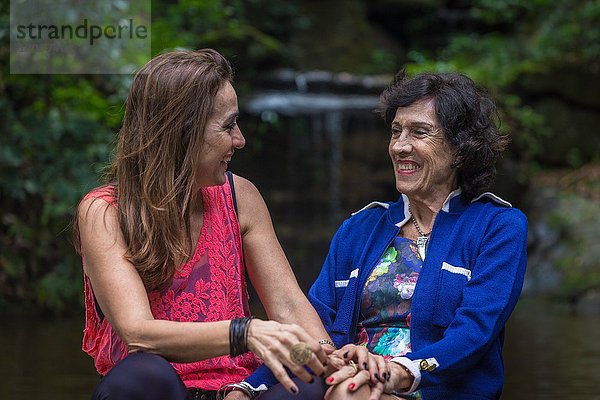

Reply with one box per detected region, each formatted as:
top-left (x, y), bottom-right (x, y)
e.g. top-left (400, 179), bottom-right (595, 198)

top-left (312, 71), bottom-right (528, 400)
top-left (238, 71), bottom-right (527, 400)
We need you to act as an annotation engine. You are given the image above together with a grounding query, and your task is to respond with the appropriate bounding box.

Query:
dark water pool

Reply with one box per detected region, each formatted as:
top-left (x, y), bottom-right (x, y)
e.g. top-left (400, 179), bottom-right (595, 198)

top-left (1, 298), bottom-right (598, 399)
top-left (502, 298), bottom-right (600, 399)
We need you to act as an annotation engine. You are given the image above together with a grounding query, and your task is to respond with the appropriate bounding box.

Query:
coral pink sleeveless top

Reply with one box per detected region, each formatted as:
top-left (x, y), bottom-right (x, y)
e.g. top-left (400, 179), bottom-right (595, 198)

top-left (81, 182), bottom-right (261, 390)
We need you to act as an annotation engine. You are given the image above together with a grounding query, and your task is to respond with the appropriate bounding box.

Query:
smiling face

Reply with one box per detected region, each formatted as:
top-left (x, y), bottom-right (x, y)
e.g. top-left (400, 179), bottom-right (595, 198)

top-left (196, 81), bottom-right (245, 188)
top-left (388, 99), bottom-right (457, 203)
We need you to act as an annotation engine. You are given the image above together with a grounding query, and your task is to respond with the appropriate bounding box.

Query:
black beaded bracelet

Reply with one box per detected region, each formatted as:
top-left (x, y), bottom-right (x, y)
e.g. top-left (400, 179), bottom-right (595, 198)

top-left (229, 316), bottom-right (254, 357)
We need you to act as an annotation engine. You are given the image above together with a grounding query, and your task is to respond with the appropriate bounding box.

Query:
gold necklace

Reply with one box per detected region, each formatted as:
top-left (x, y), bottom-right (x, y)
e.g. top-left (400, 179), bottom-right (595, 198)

top-left (409, 204), bottom-right (431, 260)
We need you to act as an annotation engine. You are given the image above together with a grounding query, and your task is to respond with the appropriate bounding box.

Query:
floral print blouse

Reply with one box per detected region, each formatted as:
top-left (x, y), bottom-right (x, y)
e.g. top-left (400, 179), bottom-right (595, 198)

top-left (355, 235), bottom-right (423, 398)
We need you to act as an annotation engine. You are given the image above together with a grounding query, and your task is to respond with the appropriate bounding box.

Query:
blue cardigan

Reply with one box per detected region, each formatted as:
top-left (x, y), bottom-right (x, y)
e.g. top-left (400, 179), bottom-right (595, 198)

top-left (248, 190), bottom-right (527, 399)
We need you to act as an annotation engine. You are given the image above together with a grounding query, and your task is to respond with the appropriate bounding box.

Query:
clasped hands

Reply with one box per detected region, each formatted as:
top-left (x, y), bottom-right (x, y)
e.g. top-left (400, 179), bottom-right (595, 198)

top-left (224, 319), bottom-right (413, 399)
top-left (323, 343), bottom-right (414, 399)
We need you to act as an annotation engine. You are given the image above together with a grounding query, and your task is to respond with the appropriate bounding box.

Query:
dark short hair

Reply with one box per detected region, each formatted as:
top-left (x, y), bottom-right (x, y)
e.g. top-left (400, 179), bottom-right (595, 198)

top-left (378, 72), bottom-right (509, 200)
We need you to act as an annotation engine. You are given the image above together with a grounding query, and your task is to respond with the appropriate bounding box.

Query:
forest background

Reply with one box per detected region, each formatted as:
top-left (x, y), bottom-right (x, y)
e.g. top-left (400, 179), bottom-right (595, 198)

top-left (1, 1), bottom-right (599, 398)
top-left (1, 0), bottom-right (599, 318)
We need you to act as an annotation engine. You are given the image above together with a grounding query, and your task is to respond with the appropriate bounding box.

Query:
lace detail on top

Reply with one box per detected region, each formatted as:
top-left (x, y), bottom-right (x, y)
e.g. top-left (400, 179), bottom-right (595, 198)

top-left (81, 182), bottom-right (260, 390)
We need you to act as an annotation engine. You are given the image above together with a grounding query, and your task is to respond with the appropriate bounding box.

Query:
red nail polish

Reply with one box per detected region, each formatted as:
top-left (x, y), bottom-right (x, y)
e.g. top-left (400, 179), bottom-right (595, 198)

top-left (326, 377), bottom-right (334, 384)
top-left (348, 383), bottom-right (356, 391)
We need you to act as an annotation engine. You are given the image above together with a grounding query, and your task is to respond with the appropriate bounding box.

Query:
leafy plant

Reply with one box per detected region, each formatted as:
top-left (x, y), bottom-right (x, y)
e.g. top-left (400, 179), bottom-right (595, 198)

top-left (405, 0), bottom-right (600, 174)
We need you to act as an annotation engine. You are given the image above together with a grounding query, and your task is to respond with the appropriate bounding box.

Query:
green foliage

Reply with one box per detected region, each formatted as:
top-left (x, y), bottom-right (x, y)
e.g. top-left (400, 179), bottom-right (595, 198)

top-left (0, 0), bottom-right (128, 311)
top-left (150, 0), bottom-right (305, 83)
top-left (405, 0), bottom-right (600, 173)
top-left (549, 192), bottom-right (600, 303)
top-left (367, 49), bottom-right (399, 75)
top-left (0, 73), bottom-right (123, 314)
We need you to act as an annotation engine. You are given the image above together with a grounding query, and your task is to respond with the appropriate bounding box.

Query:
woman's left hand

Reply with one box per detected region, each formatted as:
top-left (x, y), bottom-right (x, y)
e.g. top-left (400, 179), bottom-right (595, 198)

top-left (325, 344), bottom-right (389, 386)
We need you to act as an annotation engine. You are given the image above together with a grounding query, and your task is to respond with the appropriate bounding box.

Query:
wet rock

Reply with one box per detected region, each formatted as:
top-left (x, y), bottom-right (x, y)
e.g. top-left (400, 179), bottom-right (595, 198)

top-left (523, 164), bottom-right (600, 307)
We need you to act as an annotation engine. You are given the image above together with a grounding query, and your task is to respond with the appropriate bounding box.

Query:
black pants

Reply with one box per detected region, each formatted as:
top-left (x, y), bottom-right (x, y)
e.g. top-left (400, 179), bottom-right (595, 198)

top-left (92, 352), bottom-right (327, 400)
top-left (91, 352), bottom-right (190, 400)
top-left (256, 376), bottom-right (328, 400)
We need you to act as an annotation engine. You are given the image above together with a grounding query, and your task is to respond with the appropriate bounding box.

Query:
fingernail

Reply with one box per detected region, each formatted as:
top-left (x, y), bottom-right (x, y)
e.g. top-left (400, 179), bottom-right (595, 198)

top-left (363, 362), bottom-right (368, 370)
top-left (291, 386), bottom-right (298, 394)
top-left (326, 377), bottom-right (334, 384)
top-left (343, 351), bottom-right (349, 358)
top-left (348, 383), bottom-right (356, 391)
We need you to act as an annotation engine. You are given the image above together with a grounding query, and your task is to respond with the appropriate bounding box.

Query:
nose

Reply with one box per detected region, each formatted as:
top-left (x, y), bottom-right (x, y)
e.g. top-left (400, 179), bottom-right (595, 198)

top-left (232, 125), bottom-right (246, 149)
top-left (390, 132), bottom-right (413, 154)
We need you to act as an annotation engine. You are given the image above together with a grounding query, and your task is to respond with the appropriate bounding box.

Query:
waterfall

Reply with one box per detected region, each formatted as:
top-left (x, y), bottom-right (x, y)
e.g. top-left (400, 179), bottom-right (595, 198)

top-left (244, 69), bottom-right (388, 221)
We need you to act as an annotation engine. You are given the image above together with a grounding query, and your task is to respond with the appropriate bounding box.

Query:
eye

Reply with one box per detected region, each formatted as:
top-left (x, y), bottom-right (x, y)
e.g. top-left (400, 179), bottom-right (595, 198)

top-left (412, 129), bottom-right (430, 139)
top-left (225, 120), bottom-right (238, 133)
top-left (391, 126), bottom-right (402, 138)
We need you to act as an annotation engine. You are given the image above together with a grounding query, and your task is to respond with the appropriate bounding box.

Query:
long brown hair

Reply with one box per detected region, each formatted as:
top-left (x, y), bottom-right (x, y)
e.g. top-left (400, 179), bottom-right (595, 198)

top-left (75, 49), bottom-right (233, 291)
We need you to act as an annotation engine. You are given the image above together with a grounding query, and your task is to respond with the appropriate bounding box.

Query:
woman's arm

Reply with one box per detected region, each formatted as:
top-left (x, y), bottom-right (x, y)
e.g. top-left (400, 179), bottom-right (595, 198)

top-left (79, 197), bottom-right (230, 362)
top-left (80, 195), bottom-right (326, 393)
top-left (397, 208), bottom-right (528, 390)
top-left (234, 174), bottom-right (331, 344)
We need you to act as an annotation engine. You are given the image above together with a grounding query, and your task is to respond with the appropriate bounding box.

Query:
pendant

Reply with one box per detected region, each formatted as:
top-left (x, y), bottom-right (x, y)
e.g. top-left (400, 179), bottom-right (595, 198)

top-left (399, 281), bottom-right (416, 300)
top-left (416, 235), bottom-right (428, 261)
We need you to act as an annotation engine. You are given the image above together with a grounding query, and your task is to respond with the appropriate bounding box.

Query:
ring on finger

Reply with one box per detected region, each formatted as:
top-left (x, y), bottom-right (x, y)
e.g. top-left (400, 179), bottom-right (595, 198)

top-left (290, 342), bottom-right (312, 365)
top-left (348, 360), bottom-right (358, 374)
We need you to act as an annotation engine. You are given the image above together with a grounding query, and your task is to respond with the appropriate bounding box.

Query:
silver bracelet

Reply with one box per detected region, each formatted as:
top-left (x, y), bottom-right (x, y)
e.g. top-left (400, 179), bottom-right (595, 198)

top-left (217, 382), bottom-right (261, 400)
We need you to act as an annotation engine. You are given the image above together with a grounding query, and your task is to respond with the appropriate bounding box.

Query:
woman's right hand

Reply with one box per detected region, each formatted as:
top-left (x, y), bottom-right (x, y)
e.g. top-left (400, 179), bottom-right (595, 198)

top-left (324, 355), bottom-right (414, 400)
top-left (246, 319), bottom-right (328, 394)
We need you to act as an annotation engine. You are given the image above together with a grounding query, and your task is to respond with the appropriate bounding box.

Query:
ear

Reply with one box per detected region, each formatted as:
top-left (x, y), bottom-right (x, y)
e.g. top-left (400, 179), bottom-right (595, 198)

top-left (451, 150), bottom-right (462, 169)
